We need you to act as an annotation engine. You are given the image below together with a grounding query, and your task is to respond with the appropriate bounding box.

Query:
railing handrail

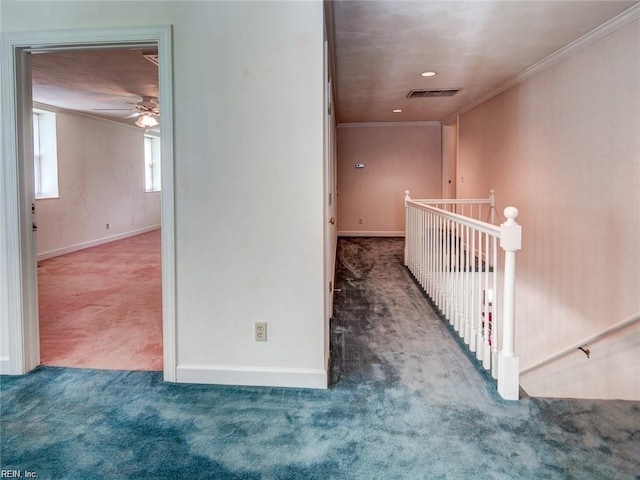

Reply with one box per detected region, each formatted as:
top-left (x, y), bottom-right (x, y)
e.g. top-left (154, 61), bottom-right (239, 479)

top-left (411, 189), bottom-right (495, 206)
top-left (406, 189), bottom-right (496, 225)
top-left (412, 198), bottom-right (494, 205)
top-left (412, 198), bottom-right (491, 205)
top-left (406, 200), bottom-right (500, 236)
top-left (520, 312), bottom-right (640, 375)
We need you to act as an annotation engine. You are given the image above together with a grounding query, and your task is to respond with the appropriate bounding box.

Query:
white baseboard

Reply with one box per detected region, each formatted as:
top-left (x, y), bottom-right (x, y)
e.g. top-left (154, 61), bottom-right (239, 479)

top-left (176, 364), bottom-right (328, 389)
top-left (0, 356), bottom-right (11, 375)
top-left (338, 230), bottom-right (405, 237)
top-left (37, 225), bottom-right (161, 261)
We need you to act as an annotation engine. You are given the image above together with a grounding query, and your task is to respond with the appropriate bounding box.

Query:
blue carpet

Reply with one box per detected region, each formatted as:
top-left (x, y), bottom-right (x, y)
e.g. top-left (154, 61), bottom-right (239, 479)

top-left (2, 238), bottom-right (639, 479)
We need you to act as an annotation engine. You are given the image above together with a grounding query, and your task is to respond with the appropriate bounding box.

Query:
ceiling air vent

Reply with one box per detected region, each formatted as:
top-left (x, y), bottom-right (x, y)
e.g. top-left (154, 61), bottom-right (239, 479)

top-left (407, 89), bottom-right (460, 98)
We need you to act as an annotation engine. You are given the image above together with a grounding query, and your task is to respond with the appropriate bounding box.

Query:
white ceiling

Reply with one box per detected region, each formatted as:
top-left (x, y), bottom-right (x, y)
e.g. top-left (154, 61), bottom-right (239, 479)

top-left (331, 0), bottom-right (638, 123)
top-left (31, 47), bottom-right (159, 126)
top-left (30, 1), bottom-right (638, 126)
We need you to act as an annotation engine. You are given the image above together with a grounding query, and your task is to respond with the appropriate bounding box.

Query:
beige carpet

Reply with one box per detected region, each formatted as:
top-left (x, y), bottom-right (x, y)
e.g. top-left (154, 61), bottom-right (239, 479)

top-left (38, 230), bottom-right (162, 371)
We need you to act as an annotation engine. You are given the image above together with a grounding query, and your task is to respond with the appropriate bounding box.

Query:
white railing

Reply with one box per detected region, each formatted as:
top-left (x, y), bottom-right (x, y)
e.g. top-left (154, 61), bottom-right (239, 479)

top-left (404, 190), bottom-right (522, 400)
top-left (410, 189), bottom-right (496, 225)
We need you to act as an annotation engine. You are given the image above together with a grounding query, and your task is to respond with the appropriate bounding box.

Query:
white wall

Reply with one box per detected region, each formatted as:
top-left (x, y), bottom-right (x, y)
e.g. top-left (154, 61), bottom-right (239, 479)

top-left (36, 111), bottom-right (160, 259)
top-left (0, 1), bottom-right (326, 387)
top-left (0, 99), bottom-right (7, 369)
top-left (337, 123), bottom-right (441, 236)
top-left (457, 19), bottom-right (640, 400)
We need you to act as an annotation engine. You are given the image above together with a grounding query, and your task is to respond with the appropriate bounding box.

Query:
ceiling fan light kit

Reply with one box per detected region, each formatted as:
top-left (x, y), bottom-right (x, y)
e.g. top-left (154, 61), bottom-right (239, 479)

top-left (135, 114), bottom-right (159, 128)
top-left (92, 95), bottom-right (160, 128)
top-left (132, 96), bottom-right (160, 128)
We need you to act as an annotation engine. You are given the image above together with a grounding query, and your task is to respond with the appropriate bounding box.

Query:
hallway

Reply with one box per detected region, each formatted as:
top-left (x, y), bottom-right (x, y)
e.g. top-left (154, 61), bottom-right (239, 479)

top-left (331, 237), bottom-right (495, 398)
top-left (330, 237), bottom-right (639, 477)
top-left (1, 238), bottom-right (638, 479)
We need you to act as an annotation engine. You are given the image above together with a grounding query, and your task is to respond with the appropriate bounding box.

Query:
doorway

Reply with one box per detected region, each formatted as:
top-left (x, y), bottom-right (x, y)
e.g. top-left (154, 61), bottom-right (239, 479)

top-left (32, 47), bottom-right (163, 371)
top-left (1, 27), bottom-right (177, 380)
top-left (442, 119), bottom-right (458, 200)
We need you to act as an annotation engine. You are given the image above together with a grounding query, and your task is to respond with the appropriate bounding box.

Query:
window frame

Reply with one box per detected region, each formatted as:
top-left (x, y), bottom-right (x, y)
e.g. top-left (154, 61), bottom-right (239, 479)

top-left (144, 133), bottom-right (161, 193)
top-left (32, 109), bottom-right (59, 200)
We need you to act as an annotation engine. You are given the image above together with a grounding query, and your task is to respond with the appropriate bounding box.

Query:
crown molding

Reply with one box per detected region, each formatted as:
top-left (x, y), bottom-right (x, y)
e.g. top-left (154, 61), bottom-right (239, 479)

top-left (338, 121), bottom-right (441, 128)
top-left (441, 3), bottom-right (640, 124)
top-left (33, 101), bottom-right (143, 131)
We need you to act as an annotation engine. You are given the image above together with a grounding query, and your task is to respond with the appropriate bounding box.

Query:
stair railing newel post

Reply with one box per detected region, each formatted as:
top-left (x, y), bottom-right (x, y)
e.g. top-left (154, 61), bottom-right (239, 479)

top-left (404, 190), bottom-right (411, 267)
top-left (497, 206), bottom-right (522, 400)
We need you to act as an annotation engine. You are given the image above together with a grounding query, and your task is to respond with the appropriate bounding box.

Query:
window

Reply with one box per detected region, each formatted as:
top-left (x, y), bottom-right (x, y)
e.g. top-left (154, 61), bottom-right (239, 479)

top-left (144, 135), bottom-right (161, 192)
top-left (32, 110), bottom-right (59, 199)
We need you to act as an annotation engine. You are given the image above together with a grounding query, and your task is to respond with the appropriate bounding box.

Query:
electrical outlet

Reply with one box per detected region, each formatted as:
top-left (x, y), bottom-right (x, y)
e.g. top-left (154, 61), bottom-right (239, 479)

top-left (106, 223), bottom-right (110, 229)
top-left (255, 322), bottom-right (267, 342)
top-left (358, 218), bottom-right (363, 225)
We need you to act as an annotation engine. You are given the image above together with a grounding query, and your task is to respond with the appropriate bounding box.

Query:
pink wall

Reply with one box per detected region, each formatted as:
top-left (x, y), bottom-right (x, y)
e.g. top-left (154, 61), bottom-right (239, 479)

top-left (337, 123), bottom-right (441, 235)
top-left (36, 111), bottom-right (161, 259)
top-left (457, 19), bottom-right (640, 400)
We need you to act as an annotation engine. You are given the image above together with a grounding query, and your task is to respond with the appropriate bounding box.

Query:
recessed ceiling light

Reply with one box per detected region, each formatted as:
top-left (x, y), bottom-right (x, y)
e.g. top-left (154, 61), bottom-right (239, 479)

top-left (392, 109), bottom-right (402, 113)
top-left (420, 71), bottom-right (437, 77)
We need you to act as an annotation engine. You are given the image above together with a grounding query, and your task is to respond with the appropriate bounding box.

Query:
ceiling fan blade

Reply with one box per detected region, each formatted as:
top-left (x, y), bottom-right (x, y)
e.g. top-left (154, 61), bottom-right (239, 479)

top-left (125, 112), bottom-right (141, 119)
top-left (92, 108), bottom-right (134, 111)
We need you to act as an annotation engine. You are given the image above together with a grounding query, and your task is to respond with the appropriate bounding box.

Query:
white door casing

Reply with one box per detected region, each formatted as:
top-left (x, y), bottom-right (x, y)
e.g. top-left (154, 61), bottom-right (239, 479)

top-left (323, 40), bottom-right (338, 376)
top-left (0, 27), bottom-right (176, 380)
top-left (441, 119), bottom-right (458, 200)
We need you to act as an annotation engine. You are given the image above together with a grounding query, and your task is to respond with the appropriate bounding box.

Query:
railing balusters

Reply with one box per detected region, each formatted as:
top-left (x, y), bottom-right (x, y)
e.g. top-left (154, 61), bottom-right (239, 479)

top-left (404, 191), bottom-right (522, 400)
top-left (476, 229), bottom-right (484, 362)
top-left (463, 223), bottom-right (471, 344)
top-left (469, 228), bottom-right (478, 356)
top-left (444, 217), bottom-right (449, 321)
top-left (438, 213), bottom-right (443, 306)
top-left (482, 231), bottom-right (491, 370)
top-left (452, 217), bottom-right (456, 326)
top-left (447, 220), bottom-right (460, 326)
top-left (427, 211), bottom-right (431, 298)
top-left (491, 235), bottom-right (499, 379)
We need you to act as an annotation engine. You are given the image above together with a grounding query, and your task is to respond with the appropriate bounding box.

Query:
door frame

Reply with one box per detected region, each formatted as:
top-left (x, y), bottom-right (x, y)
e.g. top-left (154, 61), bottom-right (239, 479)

top-left (0, 26), bottom-right (177, 380)
top-left (323, 40), bottom-right (338, 376)
top-left (441, 117), bottom-right (459, 200)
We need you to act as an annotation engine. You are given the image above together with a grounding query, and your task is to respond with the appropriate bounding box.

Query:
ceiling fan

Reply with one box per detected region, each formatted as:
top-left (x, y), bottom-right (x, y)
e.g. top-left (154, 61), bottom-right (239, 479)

top-left (93, 96), bottom-right (160, 127)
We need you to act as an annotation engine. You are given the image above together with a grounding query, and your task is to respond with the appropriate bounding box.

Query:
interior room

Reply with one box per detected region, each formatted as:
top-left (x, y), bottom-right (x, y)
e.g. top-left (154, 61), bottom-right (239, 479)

top-left (31, 48), bottom-right (163, 370)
